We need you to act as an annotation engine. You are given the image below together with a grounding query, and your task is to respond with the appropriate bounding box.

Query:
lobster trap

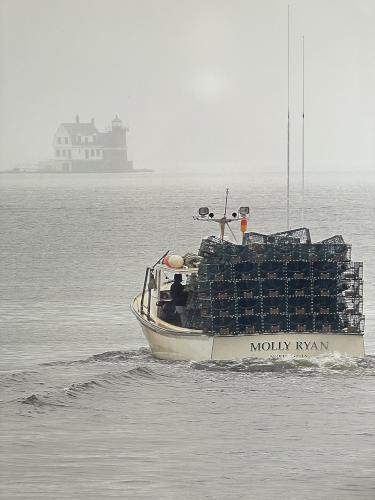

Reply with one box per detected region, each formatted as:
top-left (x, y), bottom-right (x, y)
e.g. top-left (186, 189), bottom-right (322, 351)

top-left (185, 229), bottom-right (364, 335)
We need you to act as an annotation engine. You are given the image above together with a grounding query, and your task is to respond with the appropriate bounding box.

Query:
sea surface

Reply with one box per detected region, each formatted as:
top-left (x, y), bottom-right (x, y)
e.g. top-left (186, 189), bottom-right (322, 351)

top-left (1, 171), bottom-right (375, 499)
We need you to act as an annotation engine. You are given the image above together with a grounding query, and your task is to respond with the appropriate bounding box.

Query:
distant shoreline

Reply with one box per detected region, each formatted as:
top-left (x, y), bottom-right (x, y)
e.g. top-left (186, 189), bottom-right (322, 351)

top-left (0, 169), bottom-right (154, 174)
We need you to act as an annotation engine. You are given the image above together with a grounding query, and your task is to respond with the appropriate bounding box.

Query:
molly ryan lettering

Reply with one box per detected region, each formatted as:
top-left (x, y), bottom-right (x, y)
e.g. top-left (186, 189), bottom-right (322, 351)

top-left (249, 341), bottom-right (329, 352)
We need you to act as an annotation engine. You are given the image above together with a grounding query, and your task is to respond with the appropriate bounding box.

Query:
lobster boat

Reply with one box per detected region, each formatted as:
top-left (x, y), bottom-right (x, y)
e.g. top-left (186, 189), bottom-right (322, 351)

top-left (131, 199), bottom-right (365, 361)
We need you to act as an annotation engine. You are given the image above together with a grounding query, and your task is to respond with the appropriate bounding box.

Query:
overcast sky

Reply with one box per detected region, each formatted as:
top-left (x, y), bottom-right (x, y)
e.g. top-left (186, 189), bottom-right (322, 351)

top-left (0, 0), bottom-right (374, 174)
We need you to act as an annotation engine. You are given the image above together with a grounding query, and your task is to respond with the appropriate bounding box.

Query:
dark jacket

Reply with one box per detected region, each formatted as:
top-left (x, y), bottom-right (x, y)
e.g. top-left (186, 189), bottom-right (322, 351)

top-left (170, 282), bottom-right (188, 306)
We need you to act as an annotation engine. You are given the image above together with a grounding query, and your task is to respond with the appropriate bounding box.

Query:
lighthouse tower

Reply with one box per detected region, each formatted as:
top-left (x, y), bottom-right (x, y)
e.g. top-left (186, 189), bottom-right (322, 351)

top-left (101, 114), bottom-right (133, 171)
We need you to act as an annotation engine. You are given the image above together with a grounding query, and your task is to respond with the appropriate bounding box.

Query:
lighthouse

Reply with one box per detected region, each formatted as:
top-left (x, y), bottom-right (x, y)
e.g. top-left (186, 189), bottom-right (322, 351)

top-left (52, 115), bottom-right (133, 172)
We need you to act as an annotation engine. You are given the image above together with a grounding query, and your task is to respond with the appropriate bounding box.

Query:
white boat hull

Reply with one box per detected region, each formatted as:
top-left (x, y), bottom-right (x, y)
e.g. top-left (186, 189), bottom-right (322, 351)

top-left (131, 295), bottom-right (365, 361)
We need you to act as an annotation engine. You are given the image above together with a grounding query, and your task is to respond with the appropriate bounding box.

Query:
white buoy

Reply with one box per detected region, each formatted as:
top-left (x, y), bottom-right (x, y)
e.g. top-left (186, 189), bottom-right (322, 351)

top-left (163, 254), bottom-right (184, 268)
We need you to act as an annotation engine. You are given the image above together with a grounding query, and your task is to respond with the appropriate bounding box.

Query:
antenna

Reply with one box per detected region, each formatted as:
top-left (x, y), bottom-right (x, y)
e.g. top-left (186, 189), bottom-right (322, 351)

top-left (287, 4), bottom-right (291, 230)
top-left (224, 187), bottom-right (229, 217)
top-left (301, 35), bottom-right (305, 226)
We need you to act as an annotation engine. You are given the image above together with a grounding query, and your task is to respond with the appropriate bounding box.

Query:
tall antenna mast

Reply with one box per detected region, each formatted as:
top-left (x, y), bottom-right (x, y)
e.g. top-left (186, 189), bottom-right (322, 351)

top-left (224, 188), bottom-right (229, 217)
top-left (287, 5), bottom-right (291, 230)
top-left (301, 35), bottom-right (305, 226)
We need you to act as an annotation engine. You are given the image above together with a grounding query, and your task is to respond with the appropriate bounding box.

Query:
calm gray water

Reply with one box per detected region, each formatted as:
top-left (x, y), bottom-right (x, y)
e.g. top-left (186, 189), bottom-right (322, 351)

top-left (1, 172), bottom-right (375, 499)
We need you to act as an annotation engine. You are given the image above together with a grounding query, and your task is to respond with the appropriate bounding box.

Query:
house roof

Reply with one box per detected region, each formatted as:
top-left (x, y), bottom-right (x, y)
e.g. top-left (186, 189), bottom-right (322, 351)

top-left (61, 123), bottom-right (98, 136)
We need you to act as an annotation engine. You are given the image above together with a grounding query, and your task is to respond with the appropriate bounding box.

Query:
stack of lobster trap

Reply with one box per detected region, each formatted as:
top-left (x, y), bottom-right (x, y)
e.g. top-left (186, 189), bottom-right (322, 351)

top-left (185, 228), bottom-right (364, 335)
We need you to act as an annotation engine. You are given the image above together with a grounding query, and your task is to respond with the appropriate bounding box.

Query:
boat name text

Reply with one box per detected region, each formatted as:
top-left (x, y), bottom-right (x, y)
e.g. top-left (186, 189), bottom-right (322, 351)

top-left (249, 341), bottom-right (329, 352)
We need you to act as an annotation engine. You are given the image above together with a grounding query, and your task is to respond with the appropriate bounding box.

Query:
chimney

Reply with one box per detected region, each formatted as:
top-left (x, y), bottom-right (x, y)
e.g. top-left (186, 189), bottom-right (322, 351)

top-left (75, 114), bottom-right (80, 124)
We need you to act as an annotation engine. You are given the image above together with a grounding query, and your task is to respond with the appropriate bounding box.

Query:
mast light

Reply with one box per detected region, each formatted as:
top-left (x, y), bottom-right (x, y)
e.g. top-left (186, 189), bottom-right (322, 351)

top-left (198, 207), bottom-right (209, 216)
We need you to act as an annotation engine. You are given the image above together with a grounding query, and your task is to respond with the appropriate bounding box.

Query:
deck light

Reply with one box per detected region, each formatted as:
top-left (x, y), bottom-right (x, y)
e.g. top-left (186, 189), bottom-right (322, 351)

top-left (239, 206), bottom-right (250, 216)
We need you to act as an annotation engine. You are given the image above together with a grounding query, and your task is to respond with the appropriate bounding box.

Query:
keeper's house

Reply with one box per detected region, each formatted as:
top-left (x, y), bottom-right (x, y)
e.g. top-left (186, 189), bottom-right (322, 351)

top-left (53, 115), bottom-right (133, 172)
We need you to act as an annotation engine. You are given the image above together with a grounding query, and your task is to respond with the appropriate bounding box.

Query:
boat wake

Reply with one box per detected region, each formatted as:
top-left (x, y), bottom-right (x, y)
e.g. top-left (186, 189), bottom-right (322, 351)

top-left (190, 353), bottom-right (375, 375)
top-left (7, 349), bottom-right (375, 415)
top-left (37, 347), bottom-right (375, 376)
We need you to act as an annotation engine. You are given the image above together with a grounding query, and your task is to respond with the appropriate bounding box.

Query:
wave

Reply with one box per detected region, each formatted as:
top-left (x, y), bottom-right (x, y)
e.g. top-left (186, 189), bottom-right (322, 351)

top-left (20, 393), bottom-right (66, 408)
top-left (88, 348), bottom-right (151, 363)
top-left (64, 366), bottom-right (158, 397)
top-left (40, 347), bottom-right (152, 367)
top-left (0, 370), bottom-right (39, 388)
top-left (64, 379), bottom-right (103, 397)
top-left (19, 364), bottom-right (162, 411)
top-left (127, 366), bottom-right (164, 379)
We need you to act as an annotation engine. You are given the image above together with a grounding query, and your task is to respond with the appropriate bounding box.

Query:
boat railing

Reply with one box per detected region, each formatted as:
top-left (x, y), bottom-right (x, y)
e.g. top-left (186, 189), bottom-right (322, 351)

top-left (140, 267), bottom-right (150, 319)
top-left (140, 251), bottom-right (171, 320)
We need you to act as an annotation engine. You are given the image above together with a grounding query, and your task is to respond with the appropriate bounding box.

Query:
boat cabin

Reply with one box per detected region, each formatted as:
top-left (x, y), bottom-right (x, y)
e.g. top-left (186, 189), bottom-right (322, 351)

top-left (140, 264), bottom-right (198, 328)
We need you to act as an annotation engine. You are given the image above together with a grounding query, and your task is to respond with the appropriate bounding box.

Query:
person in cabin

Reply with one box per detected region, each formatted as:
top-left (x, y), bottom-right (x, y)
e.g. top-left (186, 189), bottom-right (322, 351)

top-left (170, 273), bottom-right (188, 326)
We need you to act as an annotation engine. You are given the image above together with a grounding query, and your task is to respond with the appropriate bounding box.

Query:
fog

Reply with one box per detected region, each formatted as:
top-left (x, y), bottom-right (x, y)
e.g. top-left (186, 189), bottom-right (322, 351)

top-left (0, 0), bottom-right (374, 174)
